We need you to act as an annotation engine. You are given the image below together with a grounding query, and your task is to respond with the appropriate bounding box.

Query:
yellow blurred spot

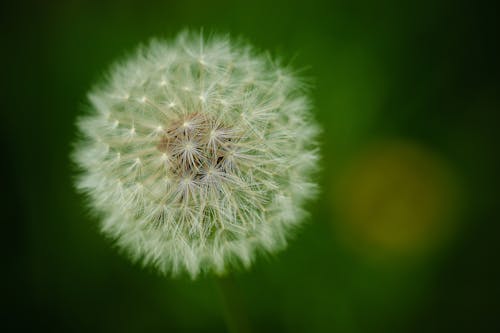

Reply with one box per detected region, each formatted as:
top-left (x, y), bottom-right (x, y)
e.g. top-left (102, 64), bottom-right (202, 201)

top-left (334, 140), bottom-right (460, 258)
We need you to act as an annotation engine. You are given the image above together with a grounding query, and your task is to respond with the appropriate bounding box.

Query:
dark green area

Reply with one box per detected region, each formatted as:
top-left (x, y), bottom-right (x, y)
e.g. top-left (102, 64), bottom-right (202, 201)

top-left (3, 0), bottom-right (499, 332)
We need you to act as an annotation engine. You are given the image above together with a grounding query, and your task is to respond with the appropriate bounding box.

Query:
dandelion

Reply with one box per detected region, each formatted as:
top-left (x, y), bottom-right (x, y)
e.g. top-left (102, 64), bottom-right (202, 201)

top-left (73, 31), bottom-right (320, 278)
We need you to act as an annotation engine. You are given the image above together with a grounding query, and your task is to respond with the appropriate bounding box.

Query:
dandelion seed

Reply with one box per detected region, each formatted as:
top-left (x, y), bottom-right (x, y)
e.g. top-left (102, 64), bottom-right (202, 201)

top-left (72, 31), bottom-right (320, 278)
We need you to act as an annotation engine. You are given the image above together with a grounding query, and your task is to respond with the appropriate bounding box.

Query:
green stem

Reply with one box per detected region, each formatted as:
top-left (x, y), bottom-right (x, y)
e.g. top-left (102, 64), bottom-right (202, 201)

top-left (216, 275), bottom-right (252, 333)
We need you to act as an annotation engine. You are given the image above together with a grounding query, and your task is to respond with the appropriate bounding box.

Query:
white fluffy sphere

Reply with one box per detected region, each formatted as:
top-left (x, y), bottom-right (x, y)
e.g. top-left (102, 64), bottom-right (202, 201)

top-left (73, 31), bottom-right (320, 278)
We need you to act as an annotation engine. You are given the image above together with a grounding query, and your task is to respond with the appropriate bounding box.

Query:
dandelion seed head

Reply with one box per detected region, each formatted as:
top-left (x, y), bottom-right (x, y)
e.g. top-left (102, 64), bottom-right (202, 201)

top-left (73, 31), bottom-right (320, 278)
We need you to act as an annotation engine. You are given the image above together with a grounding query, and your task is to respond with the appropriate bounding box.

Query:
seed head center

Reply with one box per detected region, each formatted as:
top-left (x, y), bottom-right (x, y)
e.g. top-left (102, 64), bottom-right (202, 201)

top-left (157, 113), bottom-right (235, 180)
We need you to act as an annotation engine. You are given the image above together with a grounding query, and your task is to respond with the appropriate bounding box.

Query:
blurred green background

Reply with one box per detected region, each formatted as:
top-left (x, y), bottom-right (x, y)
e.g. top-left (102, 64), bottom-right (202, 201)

top-left (3, 0), bottom-right (499, 332)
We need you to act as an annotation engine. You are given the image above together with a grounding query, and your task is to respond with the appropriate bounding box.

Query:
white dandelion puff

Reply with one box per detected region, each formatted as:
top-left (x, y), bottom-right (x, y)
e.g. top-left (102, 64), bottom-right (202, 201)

top-left (72, 31), bottom-right (320, 278)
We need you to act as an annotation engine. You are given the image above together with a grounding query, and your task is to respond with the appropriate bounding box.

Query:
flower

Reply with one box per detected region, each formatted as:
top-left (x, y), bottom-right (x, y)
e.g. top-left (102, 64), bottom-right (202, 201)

top-left (73, 31), bottom-right (320, 278)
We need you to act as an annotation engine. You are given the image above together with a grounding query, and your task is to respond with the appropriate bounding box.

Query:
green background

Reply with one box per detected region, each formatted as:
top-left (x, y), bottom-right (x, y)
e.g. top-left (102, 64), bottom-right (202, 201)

top-left (3, 0), bottom-right (499, 332)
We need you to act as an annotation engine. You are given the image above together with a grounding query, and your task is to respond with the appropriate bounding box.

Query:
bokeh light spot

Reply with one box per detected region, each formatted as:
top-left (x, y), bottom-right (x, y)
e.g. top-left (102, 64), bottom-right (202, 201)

top-left (333, 140), bottom-right (461, 259)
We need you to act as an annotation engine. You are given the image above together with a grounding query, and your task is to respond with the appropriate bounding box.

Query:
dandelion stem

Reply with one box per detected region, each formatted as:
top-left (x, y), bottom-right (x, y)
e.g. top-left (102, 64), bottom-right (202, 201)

top-left (216, 275), bottom-right (252, 333)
